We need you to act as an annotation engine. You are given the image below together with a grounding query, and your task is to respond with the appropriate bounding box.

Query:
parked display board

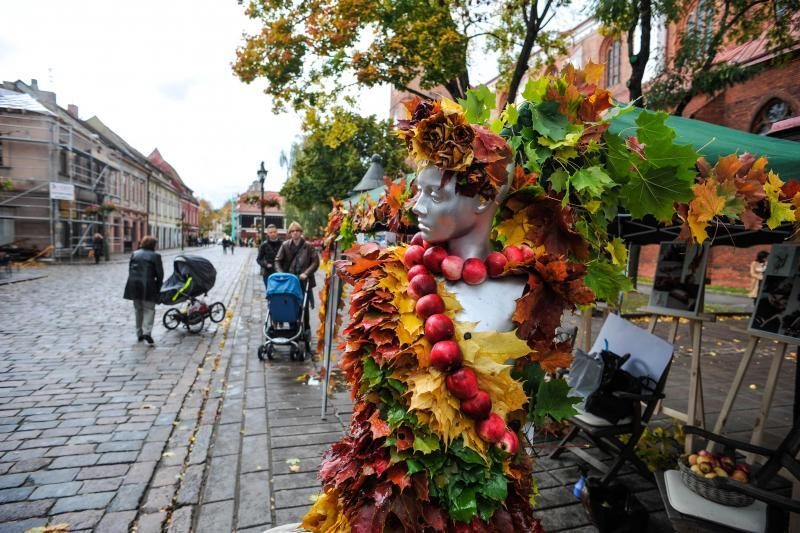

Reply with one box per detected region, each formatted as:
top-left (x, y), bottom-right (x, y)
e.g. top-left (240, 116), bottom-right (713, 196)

top-left (648, 241), bottom-right (710, 315)
top-left (749, 244), bottom-right (800, 343)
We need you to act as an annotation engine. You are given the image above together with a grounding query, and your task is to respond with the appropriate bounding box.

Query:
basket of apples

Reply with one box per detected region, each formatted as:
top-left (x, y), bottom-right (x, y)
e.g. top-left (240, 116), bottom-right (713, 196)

top-left (678, 450), bottom-right (753, 506)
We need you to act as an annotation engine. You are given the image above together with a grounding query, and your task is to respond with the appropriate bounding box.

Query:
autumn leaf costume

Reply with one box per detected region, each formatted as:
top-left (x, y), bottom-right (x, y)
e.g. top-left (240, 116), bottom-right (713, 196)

top-left (302, 66), bottom-right (798, 533)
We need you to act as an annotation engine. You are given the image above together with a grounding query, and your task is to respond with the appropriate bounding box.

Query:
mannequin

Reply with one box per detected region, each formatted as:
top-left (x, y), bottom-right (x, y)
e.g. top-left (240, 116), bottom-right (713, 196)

top-left (412, 165), bottom-right (526, 332)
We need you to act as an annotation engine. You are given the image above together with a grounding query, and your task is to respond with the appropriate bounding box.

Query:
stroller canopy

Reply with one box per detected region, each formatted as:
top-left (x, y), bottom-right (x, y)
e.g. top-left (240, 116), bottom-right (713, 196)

top-left (160, 255), bottom-right (217, 304)
top-left (267, 273), bottom-right (303, 302)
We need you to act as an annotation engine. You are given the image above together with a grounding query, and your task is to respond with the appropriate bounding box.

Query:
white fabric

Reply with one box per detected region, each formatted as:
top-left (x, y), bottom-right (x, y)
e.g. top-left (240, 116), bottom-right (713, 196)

top-left (663, 470), bottom-right (766, 533)
top-left (574, 407), bottom-right (631, 426)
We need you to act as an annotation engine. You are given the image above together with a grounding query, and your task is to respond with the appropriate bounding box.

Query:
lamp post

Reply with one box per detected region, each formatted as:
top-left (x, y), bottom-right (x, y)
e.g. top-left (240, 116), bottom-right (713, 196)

top-left (257, 161), bottom-right (268, 245)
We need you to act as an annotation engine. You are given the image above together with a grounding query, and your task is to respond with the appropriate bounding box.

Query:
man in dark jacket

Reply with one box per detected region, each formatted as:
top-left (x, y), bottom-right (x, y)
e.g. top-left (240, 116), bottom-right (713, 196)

top-left (92, 233), bottom-right (104, 264)
top-left (123, 236), bottom-right (164, 345)
top-left (257, 224), bottom-right (283, 294)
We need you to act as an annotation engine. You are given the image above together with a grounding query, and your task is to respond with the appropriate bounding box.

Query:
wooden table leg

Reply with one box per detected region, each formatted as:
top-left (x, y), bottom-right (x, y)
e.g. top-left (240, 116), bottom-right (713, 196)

top-left (685, 320), bottom-right (705, 453)
top-left (580, 309), bottom-right (592, 352)
top-left (668, 317), bottom-right (680, 344)
top-left (647, 314), bottom-right (658, 334)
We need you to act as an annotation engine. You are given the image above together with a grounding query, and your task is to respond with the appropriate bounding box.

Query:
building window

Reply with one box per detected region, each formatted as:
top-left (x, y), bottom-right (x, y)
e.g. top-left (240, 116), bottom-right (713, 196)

top-left (687, 0), bottom-right (714, 56)
top-left (606, 40), bottom-right (621, 87)
top-left (751, 98), bottom-right (793, 135)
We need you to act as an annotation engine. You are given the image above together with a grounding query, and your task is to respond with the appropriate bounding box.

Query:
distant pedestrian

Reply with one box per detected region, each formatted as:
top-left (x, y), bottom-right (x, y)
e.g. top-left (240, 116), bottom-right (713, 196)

top-left (92, 233), bottom-right (104, 264)
top-left (222, 238), bottom-right (229, 254)
top-left (123, 236), bottom-right (164, 345)
top-left (748, 250), bottom-right (769, 300)
top-left (257, 224), bottom-right (283, 294)
top-left (230, 239), bottom-right (235, 254)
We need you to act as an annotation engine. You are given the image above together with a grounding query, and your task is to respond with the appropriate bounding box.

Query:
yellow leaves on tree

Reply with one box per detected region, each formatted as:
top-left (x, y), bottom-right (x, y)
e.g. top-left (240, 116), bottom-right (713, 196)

top-left (764, 171), bottom-right (796, 229)
top-left (301, 488), bottom-right (351, 533)
top-left (686, 178), bottom-right (727, 243)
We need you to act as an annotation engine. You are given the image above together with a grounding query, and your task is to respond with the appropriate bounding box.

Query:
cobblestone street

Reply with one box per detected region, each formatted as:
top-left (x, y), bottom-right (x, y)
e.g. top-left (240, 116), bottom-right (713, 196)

top-left (0, 247), bottom-right (355, 533)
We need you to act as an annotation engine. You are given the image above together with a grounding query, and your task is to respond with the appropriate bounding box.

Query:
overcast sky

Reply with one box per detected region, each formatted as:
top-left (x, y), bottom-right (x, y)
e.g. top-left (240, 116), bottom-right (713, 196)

top-left (0, 0), bottom-right (390, 208)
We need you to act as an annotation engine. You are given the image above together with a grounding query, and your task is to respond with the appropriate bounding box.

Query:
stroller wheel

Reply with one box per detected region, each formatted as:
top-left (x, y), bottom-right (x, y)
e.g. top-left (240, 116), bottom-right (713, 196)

top-left (186, 311), bottom-right (205, 333)
top-left (209, 302), bottom-right (226, 323)
top-left (266, 345), bottom-right (274, 360)
top-left (163, 309), bottom-right (181, 330)
top-left (257, 345), bottom-right (265, 361)
top-left (296, 342), bottom-right (306, 362)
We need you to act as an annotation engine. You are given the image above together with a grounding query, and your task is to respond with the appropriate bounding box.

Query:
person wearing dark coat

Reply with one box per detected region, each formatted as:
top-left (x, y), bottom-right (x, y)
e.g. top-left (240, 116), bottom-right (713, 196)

top-left (92, 233), bottom-right (104, 264)
top-left (123, 236), bottom-right (164, 345)
top-left (275, 221), bottom-right (320, 335)
top-left (257, 224), bottom-right (283, 294)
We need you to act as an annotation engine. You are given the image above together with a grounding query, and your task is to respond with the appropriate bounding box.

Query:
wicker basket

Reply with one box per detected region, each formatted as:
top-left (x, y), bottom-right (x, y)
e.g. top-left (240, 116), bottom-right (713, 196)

top-left (678, 457), bottom-right (754, 507)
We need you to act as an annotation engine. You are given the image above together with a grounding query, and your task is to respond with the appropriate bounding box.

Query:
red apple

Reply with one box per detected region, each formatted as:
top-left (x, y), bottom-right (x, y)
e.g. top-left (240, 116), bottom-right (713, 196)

top-left (461, 390), bottom-right (492, 420)
top-left (497, 429), bottom-right (519, 454)
top-left (446, 367), bottom-right (479, 400)
top-left (462, 258), bottom-right (487, 285)
top-left (423, 246), bottom-right (448, 274)
top-left (403, 245), bottom-right (425, 268)
top-left (430, 340), bottom-right (462, 370)
top-left (476, 413), bottom-right (506, 443)
top-left (408, 273), bottom-right (436, 299)
top-left (697, 450), bottom-right (710, 457)
top-left (736, 463), bottom-right (750, 474)
top-left (441, 255), bottom-right (464, 281)
top-left (407, 264), bottom-right (429, 281)
top-left (410, 232), bottom-right (426, 247)
top-left (485, 252), bottom-right (508, 278)
top-left (503, 246), bottom-right (524, 264)
top-left (424, 313), bottom-right (454, 343)
top-left (519, 244), bottom-right (534, 261)
top-left (416, 293), bottom-right (445, 319)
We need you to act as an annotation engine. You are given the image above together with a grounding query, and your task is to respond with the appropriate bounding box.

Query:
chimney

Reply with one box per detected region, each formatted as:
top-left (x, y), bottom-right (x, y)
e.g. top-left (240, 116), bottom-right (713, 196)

top-left (67, 104), bottom-right (79, 119)
top-left (30, 79), bottom-right (38, 90)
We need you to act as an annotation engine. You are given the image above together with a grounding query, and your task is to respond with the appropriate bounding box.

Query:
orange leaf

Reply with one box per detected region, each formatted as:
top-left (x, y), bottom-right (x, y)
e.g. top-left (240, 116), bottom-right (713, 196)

top-left (386, 463), bottom-right (411, 492)
top-left (368, 409), bottom-right (391, 439)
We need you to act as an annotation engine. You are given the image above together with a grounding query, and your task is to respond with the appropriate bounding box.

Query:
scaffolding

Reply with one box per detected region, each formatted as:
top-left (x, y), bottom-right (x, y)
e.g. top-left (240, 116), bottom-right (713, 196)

top-left (0, 109), bottom-right (130, 261)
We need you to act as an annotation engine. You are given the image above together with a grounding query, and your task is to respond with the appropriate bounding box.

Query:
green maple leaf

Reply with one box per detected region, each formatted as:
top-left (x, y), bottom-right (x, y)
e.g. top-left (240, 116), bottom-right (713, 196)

top-left (530, 101), bottom-right (569, 141)
top-left (459, 85), bottom-right (495, 124)
top-left (621, 166), bottom-right (694, 221)
top-left (533, 378), bottom-right (579, 426)
top-left (584, 260), bottom-right (633, 303)
top-left (636, 111), bottom-right (698, 180)
top-left (571, 166), bottom-right (616, 197)
top-left (412, 432), bottom-right (439, 454)
top-left (502, 102), bottom-right (519, 126)
top-left (521, 77), bottom-right (549, 103)
top-left (481, 471), bottom-right (508, 501)
top-left (603, 132), bottom-right (633, 180)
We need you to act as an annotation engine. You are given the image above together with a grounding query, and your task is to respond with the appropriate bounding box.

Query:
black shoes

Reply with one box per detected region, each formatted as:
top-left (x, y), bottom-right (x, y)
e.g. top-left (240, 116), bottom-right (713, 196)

top-left (143, 335), bottom-right (154, 345)
top-left (138, 335), bottom-right (144, 342)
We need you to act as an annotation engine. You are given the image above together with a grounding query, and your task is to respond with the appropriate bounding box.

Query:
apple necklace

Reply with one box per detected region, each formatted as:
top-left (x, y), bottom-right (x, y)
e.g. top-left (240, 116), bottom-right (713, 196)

top-left (401, 232), bottom-right (531, 453)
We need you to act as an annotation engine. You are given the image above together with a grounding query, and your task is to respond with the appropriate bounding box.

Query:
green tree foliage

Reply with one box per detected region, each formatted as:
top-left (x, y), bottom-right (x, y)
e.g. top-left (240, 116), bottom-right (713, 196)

top-left (646, 0), bottom-right (799, 114)
top-left (280, 109), bottom-right (410, 215)
top-left (284, 203), bottom-right (330, 238)
top-left (233, 0), bottom-right (571, 112)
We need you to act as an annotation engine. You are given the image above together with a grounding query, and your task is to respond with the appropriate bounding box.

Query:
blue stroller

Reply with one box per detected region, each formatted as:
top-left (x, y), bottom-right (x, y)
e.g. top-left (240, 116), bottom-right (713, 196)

top-left (257, 273), bottom-right (311, 361)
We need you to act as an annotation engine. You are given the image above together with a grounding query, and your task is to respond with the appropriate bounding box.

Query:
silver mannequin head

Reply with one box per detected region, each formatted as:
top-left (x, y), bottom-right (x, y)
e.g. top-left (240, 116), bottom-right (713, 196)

top-left (412, 165), bottom-right (510, 259)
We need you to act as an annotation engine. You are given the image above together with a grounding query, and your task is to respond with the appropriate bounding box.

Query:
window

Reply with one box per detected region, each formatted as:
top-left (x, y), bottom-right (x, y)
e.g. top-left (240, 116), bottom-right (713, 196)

top-left (687, 0), bottom-right (714, 57)
top-left (751, 99), bottom-right (793, 135)
top-left (606, 40), bottom-right (621, 87)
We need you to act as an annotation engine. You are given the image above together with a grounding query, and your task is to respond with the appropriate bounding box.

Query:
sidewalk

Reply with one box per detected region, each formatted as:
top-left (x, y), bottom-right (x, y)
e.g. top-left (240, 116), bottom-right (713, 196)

top-left (138, 260), bottom-right (353, 532)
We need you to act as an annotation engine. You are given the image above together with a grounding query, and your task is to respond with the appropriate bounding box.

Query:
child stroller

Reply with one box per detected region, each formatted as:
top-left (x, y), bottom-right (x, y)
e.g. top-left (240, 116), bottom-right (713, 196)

top-left (257, 273), bottom-right (311, 361)
top-left (160, 255), bottom-right (226, 333)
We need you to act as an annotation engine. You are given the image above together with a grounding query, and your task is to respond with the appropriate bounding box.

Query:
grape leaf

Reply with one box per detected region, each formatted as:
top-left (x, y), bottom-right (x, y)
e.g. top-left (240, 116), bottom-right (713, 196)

top-left (459, 85), bottom-right (495, 125)
top-left (584, 260), bottom-right (632, 303)
top-left (571, 166), bottom-right (616, 197)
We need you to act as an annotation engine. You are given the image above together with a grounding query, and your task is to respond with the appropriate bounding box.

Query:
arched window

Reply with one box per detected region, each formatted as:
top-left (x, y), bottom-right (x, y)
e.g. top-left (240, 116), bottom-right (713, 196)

top-left (751, 99), bottom-right (793, 135)
top-left (606, 40), bottom-right (621, 87)
top-left (686, 0), bottom-right (714, 56)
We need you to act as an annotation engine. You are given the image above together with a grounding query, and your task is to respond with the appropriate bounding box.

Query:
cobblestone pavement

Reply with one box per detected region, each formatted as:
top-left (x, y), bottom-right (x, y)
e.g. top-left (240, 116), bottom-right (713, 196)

top-left (0, 247), bottom-right (252, 532)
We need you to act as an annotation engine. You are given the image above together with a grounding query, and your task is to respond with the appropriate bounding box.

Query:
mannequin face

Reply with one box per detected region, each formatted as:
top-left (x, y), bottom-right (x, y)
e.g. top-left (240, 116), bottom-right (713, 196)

top-left (412, 166), bottom-right (485, 244)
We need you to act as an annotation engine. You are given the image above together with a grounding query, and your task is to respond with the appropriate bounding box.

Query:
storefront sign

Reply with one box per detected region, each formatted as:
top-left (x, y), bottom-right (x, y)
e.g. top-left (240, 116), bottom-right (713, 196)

top-left (49, 182), bottom-right (75, 201)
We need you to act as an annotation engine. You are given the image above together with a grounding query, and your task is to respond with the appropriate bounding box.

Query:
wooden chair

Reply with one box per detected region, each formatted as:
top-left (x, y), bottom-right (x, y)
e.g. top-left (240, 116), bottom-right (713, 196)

top-left (549, 313), bottom-right (675, 486)
top-left (655, 423), bottom-right (800, 533)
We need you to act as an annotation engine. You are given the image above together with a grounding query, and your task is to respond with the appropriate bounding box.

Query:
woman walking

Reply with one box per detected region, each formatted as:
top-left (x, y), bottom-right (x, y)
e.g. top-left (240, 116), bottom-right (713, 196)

top-left (123, 236), bottom-right (164, 345)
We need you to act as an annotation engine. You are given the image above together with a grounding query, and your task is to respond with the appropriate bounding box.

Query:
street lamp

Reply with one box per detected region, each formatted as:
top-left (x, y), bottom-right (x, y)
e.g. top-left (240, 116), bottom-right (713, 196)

top-left (257, 161), bottom-right (268, 245)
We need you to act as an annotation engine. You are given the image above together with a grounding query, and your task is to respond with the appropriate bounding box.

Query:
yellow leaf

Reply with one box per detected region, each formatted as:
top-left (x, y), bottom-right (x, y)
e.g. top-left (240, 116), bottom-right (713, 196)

top-left (301, 489), bottom-right (351, 533)
top-left (584, 62), bottom-right (605, 85)
top-left (687, 178), bottom-right (726, 243)
top-left (441, 98), bottom-right (465, 116)
top-left (399, 312), bottom-right (423, 339)
top-left (493, 210), bottom-right (531, 246)
top-left (764, 171), bottom-right (795, 228)
top-left (438, 282), bottom-right (463, 315)
top-left (605, 237), bottom-right (627, 266)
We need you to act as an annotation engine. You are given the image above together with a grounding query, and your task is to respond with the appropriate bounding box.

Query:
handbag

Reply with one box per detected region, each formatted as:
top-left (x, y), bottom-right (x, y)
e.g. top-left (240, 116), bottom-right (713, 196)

top-left (584, 349), bottom-right (644, 424)
top-left (567, 349), bottom-right (604, 410)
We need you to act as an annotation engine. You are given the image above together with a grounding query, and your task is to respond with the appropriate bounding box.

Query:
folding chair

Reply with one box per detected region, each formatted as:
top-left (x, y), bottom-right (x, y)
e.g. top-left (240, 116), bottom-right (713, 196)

top-left (655, 422), bottom-right (800, 533)
top-left (549, 313), bottom-right (674, 486)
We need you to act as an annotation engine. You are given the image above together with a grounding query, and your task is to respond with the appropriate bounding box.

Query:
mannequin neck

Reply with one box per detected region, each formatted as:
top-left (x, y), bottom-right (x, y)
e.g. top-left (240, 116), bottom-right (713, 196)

top-left (445, 215), bottom-right (493, 260)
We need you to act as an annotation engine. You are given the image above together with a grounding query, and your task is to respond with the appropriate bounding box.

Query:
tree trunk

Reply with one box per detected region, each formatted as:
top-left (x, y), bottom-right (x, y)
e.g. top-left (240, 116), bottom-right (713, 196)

top-left (504, 3), bottom-right (542, 107)
top-left (627, 0), bottom-right (652, 106)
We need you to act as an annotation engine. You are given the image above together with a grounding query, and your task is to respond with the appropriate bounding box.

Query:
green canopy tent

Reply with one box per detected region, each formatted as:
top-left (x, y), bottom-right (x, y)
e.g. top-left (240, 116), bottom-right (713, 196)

top-left (609, 107), bottom-right (800, 181)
